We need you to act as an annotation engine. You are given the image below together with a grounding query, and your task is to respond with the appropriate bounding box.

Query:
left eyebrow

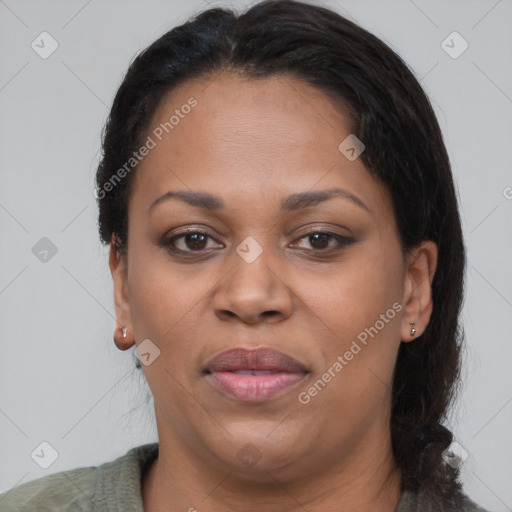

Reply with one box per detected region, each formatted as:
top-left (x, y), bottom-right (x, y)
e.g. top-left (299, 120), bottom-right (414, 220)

top-left (280, 187), bottom-right (371, 214)
top-left (147, 187), bottom-right (371, 216)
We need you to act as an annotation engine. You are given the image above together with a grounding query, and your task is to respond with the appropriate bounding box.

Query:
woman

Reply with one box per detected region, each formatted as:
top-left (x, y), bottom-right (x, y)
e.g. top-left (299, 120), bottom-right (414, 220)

top-left (0, 0), bottom-right (491, 510)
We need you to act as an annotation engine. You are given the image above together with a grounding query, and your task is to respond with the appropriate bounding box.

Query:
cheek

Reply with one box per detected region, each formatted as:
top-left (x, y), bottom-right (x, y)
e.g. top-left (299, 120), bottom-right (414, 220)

top-left (303, 240), bottom-right (403, 402)
top-left (311, 244), bottom-right (403, 342)
top-left (298, 284), bottom-right (401, 448)
top-left (126, 245), bottom-right (203, 349)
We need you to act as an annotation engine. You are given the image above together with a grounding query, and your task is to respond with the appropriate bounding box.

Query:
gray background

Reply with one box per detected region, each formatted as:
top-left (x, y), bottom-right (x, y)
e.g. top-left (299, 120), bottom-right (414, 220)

top-left (1, 0), bottom-right (511, 510)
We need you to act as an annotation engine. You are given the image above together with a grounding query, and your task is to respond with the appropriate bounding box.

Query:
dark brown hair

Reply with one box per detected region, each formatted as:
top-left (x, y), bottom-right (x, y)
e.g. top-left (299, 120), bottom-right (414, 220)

top-left (96, 0), bottom-right (466, 495)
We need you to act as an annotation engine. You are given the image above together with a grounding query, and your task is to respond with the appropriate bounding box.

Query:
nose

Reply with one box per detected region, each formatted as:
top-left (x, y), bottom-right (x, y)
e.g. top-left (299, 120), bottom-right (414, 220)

top-left (213, 244), bottom-right (294, 325)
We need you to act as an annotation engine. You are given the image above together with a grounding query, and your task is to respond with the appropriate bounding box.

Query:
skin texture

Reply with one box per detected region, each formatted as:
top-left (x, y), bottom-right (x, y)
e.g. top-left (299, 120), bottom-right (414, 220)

top-left (109, 71), bottom-right (437, 512)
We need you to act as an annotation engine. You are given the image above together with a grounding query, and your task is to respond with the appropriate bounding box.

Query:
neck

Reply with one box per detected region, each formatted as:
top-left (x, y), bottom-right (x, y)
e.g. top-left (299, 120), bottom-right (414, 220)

top-left (142, 425), bottom-right (402, 512)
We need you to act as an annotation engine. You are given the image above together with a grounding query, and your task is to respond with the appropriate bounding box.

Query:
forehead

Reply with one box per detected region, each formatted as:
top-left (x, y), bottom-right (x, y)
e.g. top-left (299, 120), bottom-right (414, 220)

top-left (129, 71), bottom-right (391, 219)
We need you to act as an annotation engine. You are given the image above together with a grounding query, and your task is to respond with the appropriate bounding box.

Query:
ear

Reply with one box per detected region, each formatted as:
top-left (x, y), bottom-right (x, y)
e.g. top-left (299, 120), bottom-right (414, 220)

top-left (109, 235), bottom-right (134, 351)
top-left (400, 240), bottom-right (438, 342)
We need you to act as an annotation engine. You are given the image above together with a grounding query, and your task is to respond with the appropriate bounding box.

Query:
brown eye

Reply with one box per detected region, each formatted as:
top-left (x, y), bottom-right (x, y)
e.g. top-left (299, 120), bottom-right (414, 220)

top-left (182, 233), bottom-right (208, 250)
top-left (309, 233), bottom-right (331, 250)
top-left (161, 230), bottom-right (222, 254)
top-left (294, 231), bottom-right (354, 252)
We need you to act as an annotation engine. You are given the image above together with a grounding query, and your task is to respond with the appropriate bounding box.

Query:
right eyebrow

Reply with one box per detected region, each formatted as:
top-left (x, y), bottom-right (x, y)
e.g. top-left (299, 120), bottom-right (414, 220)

top-left (148, 190), bottom-right (223, 215)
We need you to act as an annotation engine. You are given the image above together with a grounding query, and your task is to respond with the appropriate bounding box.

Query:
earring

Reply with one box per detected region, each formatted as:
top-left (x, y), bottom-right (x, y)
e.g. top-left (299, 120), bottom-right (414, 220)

top-left (409, 321), bottom-right (416, 337)
top-left (122, 327), bottom-right (127, 339)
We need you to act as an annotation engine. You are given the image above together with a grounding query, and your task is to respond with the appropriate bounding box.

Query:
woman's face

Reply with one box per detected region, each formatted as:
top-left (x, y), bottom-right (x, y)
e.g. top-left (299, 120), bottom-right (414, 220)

top-left (111, 71), bottom-right (435, 480)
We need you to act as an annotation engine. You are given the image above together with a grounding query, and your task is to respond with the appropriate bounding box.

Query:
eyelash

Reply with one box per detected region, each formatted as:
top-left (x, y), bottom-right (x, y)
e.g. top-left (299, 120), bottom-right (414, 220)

top-left (160, 228), bottom-right (354, 256)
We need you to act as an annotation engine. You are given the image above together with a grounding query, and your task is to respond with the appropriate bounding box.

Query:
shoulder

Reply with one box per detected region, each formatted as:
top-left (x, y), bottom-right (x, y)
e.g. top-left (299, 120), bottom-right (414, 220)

top-left (456, 496), bottom-right (491, 512)
top-left (397, 488), bottom-right (492, 512)
top-left (0, 443), bottom-right (159, 512)
top-left (0, 465), bottom-right (98, 511)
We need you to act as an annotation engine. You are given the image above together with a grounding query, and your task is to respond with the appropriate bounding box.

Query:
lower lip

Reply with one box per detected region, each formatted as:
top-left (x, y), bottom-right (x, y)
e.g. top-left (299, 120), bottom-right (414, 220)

top-left (205, 370), bottom-right (307, 402)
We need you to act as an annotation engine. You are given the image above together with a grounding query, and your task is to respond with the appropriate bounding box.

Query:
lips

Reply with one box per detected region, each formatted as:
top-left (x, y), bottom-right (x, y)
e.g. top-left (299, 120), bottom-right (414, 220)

top-left (203, 347), bottom-right (308, 402)
top-left (204, 347), bottom-right (307, 373)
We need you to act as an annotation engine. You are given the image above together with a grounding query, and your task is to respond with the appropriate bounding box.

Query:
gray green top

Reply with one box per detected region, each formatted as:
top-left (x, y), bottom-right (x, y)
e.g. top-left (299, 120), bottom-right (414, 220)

top-left (0, 443), bottom-right (490, 511)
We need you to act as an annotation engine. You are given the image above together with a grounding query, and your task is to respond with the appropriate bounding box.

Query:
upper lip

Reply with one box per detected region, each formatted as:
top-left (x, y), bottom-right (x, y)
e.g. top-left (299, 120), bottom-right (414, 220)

top-left (204, 347), bottom-right (308, 373)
